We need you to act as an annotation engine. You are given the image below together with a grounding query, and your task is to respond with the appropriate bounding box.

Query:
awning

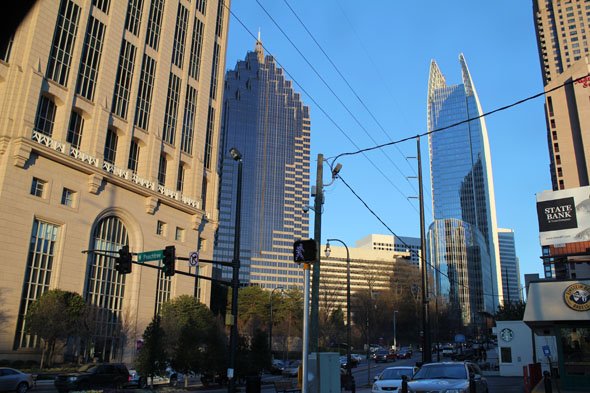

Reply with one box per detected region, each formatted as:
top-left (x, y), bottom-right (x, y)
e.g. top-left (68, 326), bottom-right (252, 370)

top-left (523, 279), bottom-right (590, 329)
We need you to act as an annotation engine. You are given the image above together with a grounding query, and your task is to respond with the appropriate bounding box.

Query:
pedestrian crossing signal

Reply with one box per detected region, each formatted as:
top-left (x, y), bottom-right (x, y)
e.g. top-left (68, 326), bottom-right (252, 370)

top-left (293, 239), bottom-right (316, 263)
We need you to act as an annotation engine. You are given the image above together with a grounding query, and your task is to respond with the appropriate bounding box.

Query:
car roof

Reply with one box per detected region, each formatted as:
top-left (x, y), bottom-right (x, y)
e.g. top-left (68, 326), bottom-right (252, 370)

top-left (385, 366), bottom-right (415, 370)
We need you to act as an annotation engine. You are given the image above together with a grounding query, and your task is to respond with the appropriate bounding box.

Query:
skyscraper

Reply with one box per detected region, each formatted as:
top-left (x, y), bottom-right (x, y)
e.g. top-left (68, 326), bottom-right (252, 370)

top-left (214, 37), bottom-right (310, 289)
top-left (0, 0), bottom-right (230, 362)
top-left (497, 228), bottom-right (523, 303)
top-left (533, 0), bottom-right (590, 190)
top-left (427, 54), bottom-right (502, 332)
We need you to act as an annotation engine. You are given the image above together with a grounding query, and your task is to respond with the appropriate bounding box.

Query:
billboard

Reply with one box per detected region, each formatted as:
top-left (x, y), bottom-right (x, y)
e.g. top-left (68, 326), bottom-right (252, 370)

top-left (536, 185), bottom-right (590, 246)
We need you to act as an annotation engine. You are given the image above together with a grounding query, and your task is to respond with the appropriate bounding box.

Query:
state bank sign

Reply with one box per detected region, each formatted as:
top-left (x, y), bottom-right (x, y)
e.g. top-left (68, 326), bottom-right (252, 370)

top-left (537, 185), bottom-right (590, 246)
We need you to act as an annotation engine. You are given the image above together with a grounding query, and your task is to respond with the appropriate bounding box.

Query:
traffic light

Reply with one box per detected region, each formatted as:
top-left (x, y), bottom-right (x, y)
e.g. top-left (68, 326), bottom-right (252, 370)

top-left (115, 245), bottom-right (132, 274)
top-left (293, 239), bottom-right (317, 263)
top-left (162, 245), bottom-right (175, 276)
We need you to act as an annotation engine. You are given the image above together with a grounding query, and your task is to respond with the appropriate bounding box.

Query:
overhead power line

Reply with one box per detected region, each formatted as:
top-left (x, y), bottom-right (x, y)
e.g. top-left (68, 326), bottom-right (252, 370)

top-left (330, 73), bottom-right (590, 165)
top-left (227, 1), bottom-right (418, 213)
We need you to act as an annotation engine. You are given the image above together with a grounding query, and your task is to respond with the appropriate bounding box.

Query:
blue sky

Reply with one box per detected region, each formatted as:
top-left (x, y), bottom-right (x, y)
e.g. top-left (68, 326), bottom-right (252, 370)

top-left (224, 0), bottom-right (550, 296)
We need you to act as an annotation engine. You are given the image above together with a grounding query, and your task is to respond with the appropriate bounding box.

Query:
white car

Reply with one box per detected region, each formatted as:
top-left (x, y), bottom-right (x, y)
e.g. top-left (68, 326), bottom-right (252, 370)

top-left (351, 354), bottom-right (363, 364)
top-left (442, 345), bottom-right (454, 357)
top-left (372, 366), bottom-right (417, 393)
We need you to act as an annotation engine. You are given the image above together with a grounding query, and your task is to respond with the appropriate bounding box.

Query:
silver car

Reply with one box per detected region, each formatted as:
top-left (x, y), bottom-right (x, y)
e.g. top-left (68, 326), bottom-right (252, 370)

top-left (0, 368), bottom-right (34, 393)
top-left (372, 366), bottom-right (418, 393)
top-left (408, 362), bottom-right (488, 393)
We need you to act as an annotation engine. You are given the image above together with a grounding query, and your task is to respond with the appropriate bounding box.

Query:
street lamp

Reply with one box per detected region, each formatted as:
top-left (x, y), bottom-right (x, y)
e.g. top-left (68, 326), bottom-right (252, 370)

top-left (324, 239), bottom-right (353, 392)
top-left (269, 287), bottom-right (284, 355)
top-left (228, 147), bottom-right (243, 393)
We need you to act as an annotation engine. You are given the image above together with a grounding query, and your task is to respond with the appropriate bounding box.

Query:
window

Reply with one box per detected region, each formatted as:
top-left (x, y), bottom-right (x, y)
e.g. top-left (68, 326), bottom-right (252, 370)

top-left (34, 96), bottom-right (57, 137)
top-left (558, 167), bottom-right (563, 177)
top-left (215, 0), bottom-right (225, 37)
top-left (181, 85), bottom-right (197, 154)
top-left (196, 0), bottom-right (207, 14)
top-left (201, 175), bottom-right (208, 210)
top-left (209, 43), bottom-right (220, 99)
top-left (188, 18), bottom-right (204, 80)
top-left (46, 0), bottom-right (81, 86)
top-left (84, 216), bottom-right (128, 362)
top-left (134, 54), bottom-right (157, 130)
top-left (176, 164), bottom-right (185, 192)
top-left (0, 35), bottom-right (14, 62)
top-left (556, 155), bottom-right (561, 165)
top-left (76, 16), bottom-right (105, 100)
top-left (146, 0), bottom-right (164, 50)
top-left (554, 143), bottom-right (560, 153)
top-left (172, 4), bottom-right (189, 68)
top-left (175, 227), bottom-right (184, 241)
top-left (157, 220), bottom-right (166, 235)
top-left (61, 188), bottom-right (75, 206)
top-left (124, 0), bottom-right (144, 36)
top-left (112, 40), bottom-right (137, 119)
top-left (204, 106), bottom-right (215, 169)
top-left (500, 347), bottom-right (512, 363)
top-left (547, 96), bottom-right (554, 116)
top-left (13, 219), bottom-right (59, 349)
top-left (162, 73), bottom-right (181, 145)
top-left (158, 154), bottom-right (167, 186)
top-left (552, 130), bottom-right (558, 140)
top-left (551, 118), bottom-right (556, 128)
top-left (30, 178), bottom-right (46, 197)
top-left (67, 111), bottom-right (84, 149)
top-left (104, 128), bottom-right (118, 164)
top-left (92, 0), bottom-right (110, 14)
top-left (128, 139), bottom-right (139, 173)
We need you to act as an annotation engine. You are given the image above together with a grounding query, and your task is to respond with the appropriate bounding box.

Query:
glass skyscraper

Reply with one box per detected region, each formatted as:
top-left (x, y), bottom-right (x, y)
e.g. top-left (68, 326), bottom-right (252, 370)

top-left (427, 54), bottom-right (502, 332)
top-left (214, 38), bottom-right (311, 289)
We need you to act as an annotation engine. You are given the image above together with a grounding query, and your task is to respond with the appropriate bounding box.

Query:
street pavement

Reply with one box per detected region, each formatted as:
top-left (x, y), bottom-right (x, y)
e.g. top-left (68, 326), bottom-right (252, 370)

top-left (32, 347), bottom-right (527, 393)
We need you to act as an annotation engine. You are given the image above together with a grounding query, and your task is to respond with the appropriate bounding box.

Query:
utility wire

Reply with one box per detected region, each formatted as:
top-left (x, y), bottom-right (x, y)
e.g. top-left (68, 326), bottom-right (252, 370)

top-left (330, 73), bottom-right (590, 164)
top-left (337, 173), bottom-right (503, 300)
top-left (281, 0), bottom-right (420, 196)
top-left (254, 0), bottom-right (416, 208)
top-left (225, 2), bottom-right (417, 212)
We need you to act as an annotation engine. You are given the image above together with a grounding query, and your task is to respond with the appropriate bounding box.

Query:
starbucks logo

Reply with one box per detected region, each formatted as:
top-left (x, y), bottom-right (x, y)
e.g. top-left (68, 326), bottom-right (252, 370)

top-left (500, 328), bottom-right (513, 342)
top-left (563, 283), bottom-right (590, 312)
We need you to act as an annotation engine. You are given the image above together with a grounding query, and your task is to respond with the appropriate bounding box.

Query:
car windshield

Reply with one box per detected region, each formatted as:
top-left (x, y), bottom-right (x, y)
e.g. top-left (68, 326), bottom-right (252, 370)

top-left (412, 364), bottom-right (467, 380)
top-left (376, 350), bottom-right (388, 355)
top-left (77, 364), bottom-right (98, 373)
top-left (380, 369), bottom-right (414, 380)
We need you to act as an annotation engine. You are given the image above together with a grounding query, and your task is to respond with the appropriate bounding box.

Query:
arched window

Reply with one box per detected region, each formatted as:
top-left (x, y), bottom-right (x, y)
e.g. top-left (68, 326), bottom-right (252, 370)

top-left (84, 216), bottom-right (128, 362)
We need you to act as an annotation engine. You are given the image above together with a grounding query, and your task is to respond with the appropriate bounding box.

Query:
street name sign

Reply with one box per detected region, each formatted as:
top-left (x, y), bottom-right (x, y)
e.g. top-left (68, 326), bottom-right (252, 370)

top-left (137, 250), bottom-right (164, 263)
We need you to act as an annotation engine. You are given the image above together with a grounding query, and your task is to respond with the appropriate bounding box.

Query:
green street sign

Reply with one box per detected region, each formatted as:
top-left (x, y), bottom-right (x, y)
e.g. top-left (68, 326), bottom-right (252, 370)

top-left (137, 250), bottom-right (164, 263)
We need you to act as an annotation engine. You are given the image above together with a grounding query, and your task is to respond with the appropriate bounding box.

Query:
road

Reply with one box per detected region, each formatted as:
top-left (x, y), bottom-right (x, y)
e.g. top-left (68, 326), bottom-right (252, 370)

top-left (30, 348), bottom-right (524, 393)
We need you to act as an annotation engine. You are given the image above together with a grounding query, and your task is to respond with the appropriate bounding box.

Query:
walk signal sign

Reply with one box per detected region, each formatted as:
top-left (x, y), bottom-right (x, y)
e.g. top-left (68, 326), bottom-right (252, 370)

top-left (293, 239), bottom-right (316, 264)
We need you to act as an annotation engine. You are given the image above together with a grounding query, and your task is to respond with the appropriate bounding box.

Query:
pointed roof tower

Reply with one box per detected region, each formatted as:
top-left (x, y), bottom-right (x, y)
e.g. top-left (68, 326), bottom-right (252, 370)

top-left (255, 28), bottom-right (264, 63)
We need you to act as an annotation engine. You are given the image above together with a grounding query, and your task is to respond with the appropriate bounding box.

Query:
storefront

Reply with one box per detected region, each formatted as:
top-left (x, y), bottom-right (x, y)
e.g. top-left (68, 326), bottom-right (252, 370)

top-left (523, 279), bottom-right (590, 391)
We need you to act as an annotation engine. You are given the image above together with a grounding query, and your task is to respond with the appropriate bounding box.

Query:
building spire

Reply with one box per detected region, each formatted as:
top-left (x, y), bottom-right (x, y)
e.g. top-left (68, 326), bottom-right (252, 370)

top-left (255, 27), bottom-right (264, 63)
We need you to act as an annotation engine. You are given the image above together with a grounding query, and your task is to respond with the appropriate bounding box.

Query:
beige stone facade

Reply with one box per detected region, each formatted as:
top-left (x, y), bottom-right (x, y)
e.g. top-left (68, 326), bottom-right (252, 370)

top-left (0, 0), bottom-right (230, 363)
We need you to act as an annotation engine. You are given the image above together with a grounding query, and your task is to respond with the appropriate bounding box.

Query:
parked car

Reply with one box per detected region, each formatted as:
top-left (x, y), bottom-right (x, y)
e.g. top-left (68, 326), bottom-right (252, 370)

top-left (270, 360), bottom-right (285, 375)
top-left (282, 361), bottom-right (301, 378)
top-left (408, 362), bottom-right (488, 393)
top-left (339, 356), bottom-right (359, 368)
top-left (351, 354), bottom-right (363, 364)
top-left (372, 366), bottom-right (418, 393)
top-left (0, 368), bottom-right (34, 393)
top-left (451, 348), bottom-right (477, 362)
top-left (397, 347), bottom-right (412, 359)
top-left (127, 369), bottom-right (147, 389)
top-left (54, 363), bottom-right (130, 393)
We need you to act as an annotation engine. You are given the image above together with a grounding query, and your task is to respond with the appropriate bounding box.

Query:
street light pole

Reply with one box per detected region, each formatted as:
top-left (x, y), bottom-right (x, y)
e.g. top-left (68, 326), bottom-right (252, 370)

top-left (325, 239), bottom-right (353, 392)
top-left (417, 136), bottom-right (431, 364)
top-left (228, 148), bottom-right (243, 393)
top-left (269, 287), bottom-right (284, 356)
top-left (393, 310), bottom-right (398, 351)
